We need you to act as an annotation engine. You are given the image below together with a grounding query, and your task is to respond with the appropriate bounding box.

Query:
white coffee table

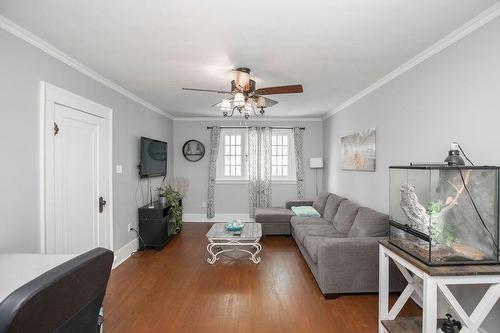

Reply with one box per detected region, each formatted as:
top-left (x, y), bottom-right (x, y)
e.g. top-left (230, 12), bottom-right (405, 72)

top-left (206, 223), bottom-right (262, 264)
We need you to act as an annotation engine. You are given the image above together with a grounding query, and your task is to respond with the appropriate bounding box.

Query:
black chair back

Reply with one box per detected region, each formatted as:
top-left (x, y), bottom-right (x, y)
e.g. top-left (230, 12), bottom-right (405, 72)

top-left (0, 248), bottom-right (114, 333)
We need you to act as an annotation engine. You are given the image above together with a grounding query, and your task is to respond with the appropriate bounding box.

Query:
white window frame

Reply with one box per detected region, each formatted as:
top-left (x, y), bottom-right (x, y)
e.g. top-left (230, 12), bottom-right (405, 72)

top-left (216, 129), bottom-right (248, 183)
top-left (215, 128), bottom-right (297, 184)
top-left (271, 129), bottom-right (296, 183)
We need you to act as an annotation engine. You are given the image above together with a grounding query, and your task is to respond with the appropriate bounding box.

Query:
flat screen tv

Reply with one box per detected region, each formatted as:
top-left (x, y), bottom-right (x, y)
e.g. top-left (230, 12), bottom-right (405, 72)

top-left (139, 137), bottom-right (167, 178)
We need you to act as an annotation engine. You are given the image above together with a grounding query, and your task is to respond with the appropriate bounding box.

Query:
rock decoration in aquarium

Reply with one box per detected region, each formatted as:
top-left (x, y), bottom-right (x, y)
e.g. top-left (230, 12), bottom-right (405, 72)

top-left (393, 167), bottom-right (499, 264)
top-left (400, 183), bottom-right (429, 234)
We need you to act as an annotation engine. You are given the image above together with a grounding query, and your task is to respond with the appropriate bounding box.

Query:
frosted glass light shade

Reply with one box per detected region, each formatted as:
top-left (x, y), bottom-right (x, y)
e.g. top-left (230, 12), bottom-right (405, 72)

top-left (244, 102), bottom-right (253, 112)
top-left (220, 99), bottom-right (231, 111)
top-left (309, 157), bottom-right (323, 169)
top-left (233, 93), bottom-right (245, 107)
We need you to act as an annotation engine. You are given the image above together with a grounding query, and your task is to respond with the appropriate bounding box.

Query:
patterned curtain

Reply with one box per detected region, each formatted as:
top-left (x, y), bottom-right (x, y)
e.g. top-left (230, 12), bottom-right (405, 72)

top-left (248, 127), bottom-right (272, 217)
top-left (207, 126), bottom-right (221, 219)
top-left (293, 127), bottom-right (305, 199)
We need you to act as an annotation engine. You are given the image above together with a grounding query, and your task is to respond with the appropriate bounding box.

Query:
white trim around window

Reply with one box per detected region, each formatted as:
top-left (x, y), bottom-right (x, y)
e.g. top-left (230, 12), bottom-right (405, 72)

top-left (215, 128), bottom-right (297, 184)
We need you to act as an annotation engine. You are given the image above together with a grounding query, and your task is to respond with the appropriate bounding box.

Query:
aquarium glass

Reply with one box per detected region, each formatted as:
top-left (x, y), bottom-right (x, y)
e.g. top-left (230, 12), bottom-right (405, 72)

top-left (389, 166), bottom-right (499, 265)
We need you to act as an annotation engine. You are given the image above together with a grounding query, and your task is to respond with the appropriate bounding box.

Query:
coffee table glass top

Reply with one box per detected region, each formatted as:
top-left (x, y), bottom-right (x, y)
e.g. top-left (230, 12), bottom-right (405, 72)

top-left (206, 223), bottom-right (262, 239)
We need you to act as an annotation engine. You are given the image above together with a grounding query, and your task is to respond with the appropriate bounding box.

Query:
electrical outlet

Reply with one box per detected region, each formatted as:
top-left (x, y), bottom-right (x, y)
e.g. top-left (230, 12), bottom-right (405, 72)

top-left (128, 224), bottom-right (133, 232)
top-left (202, 201), bottom-right (207, 208)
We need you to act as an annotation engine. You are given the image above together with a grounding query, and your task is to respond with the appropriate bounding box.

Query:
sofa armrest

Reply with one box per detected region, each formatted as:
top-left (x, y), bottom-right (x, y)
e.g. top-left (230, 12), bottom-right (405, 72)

top-left (316, 237), bottom-right (389, 294)
top-left (285, 200), bottom-right (314, 209)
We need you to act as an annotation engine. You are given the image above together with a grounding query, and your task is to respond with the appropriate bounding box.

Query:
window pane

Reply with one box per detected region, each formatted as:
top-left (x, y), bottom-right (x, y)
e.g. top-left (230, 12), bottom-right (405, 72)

top-left (283, 146), bottom-right (288, 155)
top-left (277, 136), bottom-right (282, 145)
top-left (225, 156), bottom-right (230, 165)
top-left (224, 166), bottom-right (230, 176)
top-left (272, 136), bottom-right (276, 145)
top-left (235, 166), bottom-right (241, 176)
top-left (277, 167), bottom-right (282, 176)
top-left (283, 167), bottom-right (288, 176)
top-left (236, 135), bottom-right (241, 144)
top-left (283, 136), bottom-right (288, 145)
top-left (272, 166), bottom-right (277, 176)
top-left (236, 146), bottom-right (241, 155)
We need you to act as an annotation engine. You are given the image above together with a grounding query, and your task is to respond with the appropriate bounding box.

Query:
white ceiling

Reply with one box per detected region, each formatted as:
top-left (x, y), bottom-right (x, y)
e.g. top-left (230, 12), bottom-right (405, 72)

top-left (0, 0), bottom-right (497, 118)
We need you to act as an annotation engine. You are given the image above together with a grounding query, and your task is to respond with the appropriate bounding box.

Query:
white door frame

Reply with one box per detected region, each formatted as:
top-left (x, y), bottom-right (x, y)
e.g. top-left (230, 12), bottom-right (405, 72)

top-left (40, 82), bottom-right (114, 253)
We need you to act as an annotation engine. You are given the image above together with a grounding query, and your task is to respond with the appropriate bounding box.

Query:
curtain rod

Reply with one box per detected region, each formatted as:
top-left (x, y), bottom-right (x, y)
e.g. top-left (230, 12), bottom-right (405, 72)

top-left (206, 126), bottom-right (305, 130)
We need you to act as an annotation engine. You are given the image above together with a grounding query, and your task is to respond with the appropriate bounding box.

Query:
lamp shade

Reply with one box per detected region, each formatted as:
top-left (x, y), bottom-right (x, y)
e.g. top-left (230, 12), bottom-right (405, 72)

top-left (233, 93), bottom-right (245, 107)
top-left (220, 99), bottom-right (232, 111)
top-left (309, 157), bottom-right (323, 169)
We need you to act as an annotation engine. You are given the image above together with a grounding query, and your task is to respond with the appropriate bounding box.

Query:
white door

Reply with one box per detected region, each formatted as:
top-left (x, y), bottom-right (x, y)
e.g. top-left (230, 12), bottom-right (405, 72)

top-left (43, 83), bottom-right (112, 254)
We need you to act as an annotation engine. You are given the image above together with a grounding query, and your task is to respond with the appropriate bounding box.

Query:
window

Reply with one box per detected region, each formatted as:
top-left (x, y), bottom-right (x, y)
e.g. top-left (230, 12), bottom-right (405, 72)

top-left (272, 134), bottom-right (289, 177)
top-left (216, 128), bottom-right (296, 183)
top-left (216, 129), bottom-right (247, 181)
top-left (224, 134), bottom-right (242, 176)
top-left (271, 129), bottom-right (296, 181)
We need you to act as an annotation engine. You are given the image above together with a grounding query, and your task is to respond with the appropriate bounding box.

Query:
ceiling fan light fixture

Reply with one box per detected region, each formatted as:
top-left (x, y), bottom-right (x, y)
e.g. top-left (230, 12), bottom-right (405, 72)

top-left (233, 92), bottom-right (245, 107)
top-left (244, 102), bottom-right (253, 112)
top-left (220, 99), bottom-right (232, 111)
top-left (233, 68), bottom-right (250, 91)
top-left (256, 96), bottom-right (266, 108)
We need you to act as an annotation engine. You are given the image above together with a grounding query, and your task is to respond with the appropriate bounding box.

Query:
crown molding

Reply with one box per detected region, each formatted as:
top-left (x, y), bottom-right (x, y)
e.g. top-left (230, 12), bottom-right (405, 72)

top-left (173, 116), bottom-right (323, 122)
top-left (322, 2), bottom-right (500, 120)
top-left (0, 14), bottom-right (174, 120)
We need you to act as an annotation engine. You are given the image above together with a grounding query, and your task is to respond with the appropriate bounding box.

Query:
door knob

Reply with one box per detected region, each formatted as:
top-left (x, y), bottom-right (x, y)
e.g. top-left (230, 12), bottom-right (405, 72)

top-left (99, 196), bottom-right (107, 213)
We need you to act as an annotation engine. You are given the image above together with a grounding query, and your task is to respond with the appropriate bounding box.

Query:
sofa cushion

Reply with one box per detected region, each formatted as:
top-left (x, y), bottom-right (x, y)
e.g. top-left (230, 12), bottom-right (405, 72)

top-left (290, 216), bottom-right (329, 229)
top-left (348, 207), bottom-right (389, 238)
top-left (332, 200), bottom-right (360, 234)
top-left (293, 224), bottom-right (344, 245)
top-left (312, 192), bottom-right (331, 215)
top-left (255, 208), bottom-right (294, 223)
top-left (303, 235), bottom-right (345, 263)
top-left (322, 194), bottom-right (346, 223)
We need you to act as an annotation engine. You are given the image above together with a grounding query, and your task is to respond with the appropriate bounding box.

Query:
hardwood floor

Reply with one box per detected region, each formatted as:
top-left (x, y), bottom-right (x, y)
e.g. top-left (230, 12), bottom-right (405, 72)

top-left (104, 223), bottom-right (419, 333)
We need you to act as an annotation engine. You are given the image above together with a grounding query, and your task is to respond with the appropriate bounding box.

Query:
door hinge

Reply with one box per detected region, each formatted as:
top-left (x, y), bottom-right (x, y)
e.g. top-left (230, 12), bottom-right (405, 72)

top-left (54, 122), bottom-right (59, 135)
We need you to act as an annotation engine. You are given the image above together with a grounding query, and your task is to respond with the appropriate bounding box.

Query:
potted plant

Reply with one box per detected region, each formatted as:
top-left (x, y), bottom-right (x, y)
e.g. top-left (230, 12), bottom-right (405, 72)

top-left (165, 177), bottom-right (189, 232)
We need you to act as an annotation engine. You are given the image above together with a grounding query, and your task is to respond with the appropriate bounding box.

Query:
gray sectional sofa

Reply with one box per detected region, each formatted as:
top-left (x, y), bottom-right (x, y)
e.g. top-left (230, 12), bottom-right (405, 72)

top-left (255, 192), bottom-right (404, 298)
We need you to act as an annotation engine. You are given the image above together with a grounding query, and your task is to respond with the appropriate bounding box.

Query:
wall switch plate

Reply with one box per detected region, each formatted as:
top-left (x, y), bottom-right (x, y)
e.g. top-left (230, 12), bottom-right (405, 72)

top-left (116, 165), bottom-right (123, 174)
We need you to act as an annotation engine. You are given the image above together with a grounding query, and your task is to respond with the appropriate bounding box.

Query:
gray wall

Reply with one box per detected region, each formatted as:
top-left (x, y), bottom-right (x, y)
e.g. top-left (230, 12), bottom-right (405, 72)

top-left (0, 29), bottom-right (173, 253)
top-left (323, 17), bottom-right (500, 332)
top-left (173, 120), bottom-right (323, 216)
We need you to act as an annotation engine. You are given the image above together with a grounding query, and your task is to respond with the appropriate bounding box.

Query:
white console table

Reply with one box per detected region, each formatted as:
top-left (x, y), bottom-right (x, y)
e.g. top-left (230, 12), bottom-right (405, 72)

top-left (379, 241), bottom-right (500, 333)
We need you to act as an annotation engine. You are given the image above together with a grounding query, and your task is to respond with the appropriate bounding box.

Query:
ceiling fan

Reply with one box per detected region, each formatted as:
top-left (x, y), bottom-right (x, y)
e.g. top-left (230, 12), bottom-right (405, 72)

top-left (182, 67), bottom-right (303, 119)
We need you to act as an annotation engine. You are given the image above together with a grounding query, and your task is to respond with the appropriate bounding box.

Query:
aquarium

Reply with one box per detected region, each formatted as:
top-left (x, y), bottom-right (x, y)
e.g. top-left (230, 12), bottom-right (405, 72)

top-left (389, 165), bottom-right (499, 266)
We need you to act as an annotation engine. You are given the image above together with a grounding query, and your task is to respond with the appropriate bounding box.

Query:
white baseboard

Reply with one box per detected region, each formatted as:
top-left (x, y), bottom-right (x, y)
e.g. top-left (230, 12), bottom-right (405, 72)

top-left (112, 237), bottom-right (138, 269)
top-left (183, 213), bottom-right (254, 223)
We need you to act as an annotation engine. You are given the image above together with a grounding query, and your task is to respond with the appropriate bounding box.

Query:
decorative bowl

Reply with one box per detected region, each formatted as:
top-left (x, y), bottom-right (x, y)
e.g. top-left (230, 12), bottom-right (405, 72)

top-left (225, 220), bottom-right (244, 232)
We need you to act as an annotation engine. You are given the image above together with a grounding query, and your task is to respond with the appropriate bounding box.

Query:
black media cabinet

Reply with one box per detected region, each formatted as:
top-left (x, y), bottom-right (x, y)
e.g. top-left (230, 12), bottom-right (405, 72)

top-left (138, 201), bottom-right (176, 250)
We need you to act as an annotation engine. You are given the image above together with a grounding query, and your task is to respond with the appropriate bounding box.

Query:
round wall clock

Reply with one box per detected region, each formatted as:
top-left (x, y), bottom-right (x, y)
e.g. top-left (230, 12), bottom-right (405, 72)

top-left (182, 140), bottom-right (205, 162)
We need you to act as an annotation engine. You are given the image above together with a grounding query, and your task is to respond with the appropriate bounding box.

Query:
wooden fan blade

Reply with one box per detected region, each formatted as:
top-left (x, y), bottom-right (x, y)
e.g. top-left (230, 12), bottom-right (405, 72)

top-left (182, 88), bottom-right (232, 94)
top-left (254, 84), bottom-right (303, 95)
top-left (251, 96), bottom-right (279, 108)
